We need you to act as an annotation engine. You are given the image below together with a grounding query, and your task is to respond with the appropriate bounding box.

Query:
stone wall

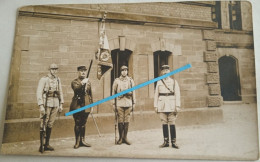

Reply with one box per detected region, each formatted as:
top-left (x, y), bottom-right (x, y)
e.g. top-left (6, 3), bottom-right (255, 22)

top-left (8, 16), bottom-right (211, 119)
top-left (55, 2), bottom-right (212, 21)
top-left (5, 2), bottom-right (255, 120)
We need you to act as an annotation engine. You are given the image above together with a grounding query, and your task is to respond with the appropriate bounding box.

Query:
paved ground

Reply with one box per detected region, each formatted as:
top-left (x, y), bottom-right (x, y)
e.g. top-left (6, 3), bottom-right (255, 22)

top-left (0, 104), bottom-right (259, 161)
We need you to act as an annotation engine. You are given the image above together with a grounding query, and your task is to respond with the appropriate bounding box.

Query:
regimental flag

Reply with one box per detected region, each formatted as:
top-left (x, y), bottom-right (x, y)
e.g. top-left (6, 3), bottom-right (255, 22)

top-left (96, 12), bottom-right (113, 80)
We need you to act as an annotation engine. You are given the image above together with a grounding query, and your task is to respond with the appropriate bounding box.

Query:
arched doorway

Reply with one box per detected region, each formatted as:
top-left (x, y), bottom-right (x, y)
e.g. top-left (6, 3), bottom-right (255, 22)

top-left (153, 50), bottom-right (172, 87)
top-left (218, 56), bottom-right (241, 101)
top-left (110, 49), bottom-right (132, 95)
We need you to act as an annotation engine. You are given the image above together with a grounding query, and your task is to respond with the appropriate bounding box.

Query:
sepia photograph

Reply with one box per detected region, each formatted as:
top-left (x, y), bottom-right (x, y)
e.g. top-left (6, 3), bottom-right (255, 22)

top-left (0, 0), bottom-right (259, 161)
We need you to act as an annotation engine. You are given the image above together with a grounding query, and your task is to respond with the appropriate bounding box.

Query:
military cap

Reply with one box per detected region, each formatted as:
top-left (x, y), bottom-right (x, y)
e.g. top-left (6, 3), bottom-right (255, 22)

top-left (49, 63), bottom-right (59, 69)
top-left (77, 65), bottom-right (87, 71)
top-left (161, 65), bottom-right (170, 70)
top-left (120, 65), bottom-right (128, 71)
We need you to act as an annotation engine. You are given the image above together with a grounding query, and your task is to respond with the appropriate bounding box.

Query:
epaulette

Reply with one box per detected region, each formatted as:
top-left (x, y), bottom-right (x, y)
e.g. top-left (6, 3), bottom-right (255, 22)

top-left (40, 75), bottom-right (48, 80)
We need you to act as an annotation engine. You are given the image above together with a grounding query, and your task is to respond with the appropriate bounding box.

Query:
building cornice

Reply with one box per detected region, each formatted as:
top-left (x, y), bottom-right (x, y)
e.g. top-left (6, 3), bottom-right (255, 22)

top-left (179, 1), bottom-right (215, 7)
top-left (19, 5), bottom-right (217, 29)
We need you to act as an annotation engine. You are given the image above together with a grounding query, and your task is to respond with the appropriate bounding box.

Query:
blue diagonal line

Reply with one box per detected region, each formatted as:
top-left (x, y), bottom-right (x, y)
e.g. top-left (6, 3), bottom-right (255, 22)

top-left (65, 64), bottom-right (191, 116)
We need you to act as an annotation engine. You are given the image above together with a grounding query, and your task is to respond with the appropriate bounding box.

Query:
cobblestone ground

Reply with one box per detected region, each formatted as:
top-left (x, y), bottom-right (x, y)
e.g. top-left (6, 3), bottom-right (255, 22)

top-left (1, 104), bottom-right (259, 161)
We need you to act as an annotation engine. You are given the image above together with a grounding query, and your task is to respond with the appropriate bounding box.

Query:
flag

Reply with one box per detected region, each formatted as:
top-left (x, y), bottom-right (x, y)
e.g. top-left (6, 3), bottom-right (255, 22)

top-left (96, 13), bottom-right (113, 80)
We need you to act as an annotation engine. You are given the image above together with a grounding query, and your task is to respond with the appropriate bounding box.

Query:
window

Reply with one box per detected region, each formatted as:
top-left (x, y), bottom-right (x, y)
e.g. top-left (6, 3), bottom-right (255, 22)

top-left (229, 1), bottom-right (242, 30)
top-left (212, 1), bottom-right (222, 29)
top-left (153, 51), bottom-right (171, 87)
top-left (110, 49), bottom-right (132, 94)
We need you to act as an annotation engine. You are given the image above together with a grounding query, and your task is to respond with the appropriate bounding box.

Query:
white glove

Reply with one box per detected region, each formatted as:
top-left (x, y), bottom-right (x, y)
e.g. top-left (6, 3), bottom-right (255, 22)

top-left (81, 78), bottom-right (89, 85)
top-left (176, 106), bottom-right (181, 112)
top-left (58, 104), bottom-right (63, 113)
top-left (90, 108), bottom-right (93, 114)
top-left (154, 107), bottom-right (158, 113)
top-left (39, 105), bottom-right (45, 116)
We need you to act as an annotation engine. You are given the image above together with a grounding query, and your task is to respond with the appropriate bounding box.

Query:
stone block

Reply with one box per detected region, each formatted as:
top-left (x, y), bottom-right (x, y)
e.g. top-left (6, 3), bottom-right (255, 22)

top-left (113, 38), bottom-right (120, 49)
top-left (108, 38), bottom-right (115, 50)
top-left (203, 30), bottom-right (215, 40)
top-left (209, 84), bottom-right (221, 95)
top-left (207, 73), bottom-right (219, 84)
top-left (207, 62), bottom-right (219, 73)
top-left (17, 29), bottom-right (41, 36)
top-left (206, 41), bottom-right (216, 51)
top-left (151, 40), bottom-right (160, 52)
top-left (204, 51), bottom-right (217, 62)
top-left (29, 44), bottom-right (58, 52)
top-left (207, 96), bottom-right (222, 107)
top-left (126, 38), bottom-right (136, 52)
top-left (173, 44), bottom-right (182, 56)
top-left (15, 36), bottom-right (29, 51)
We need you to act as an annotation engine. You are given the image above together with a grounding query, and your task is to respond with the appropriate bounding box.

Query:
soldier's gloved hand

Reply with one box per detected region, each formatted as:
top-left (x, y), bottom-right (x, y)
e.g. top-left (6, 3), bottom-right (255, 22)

top-left (81, 78), bottom-right (89, 85)
top-left (39, 105), bottom-right (45, 116)
top-left (90, 108), bottom-right (93, 114)
top-left (154, 107), bottom-right (158, 113)
top-left (173, 106), bottom-right (181, 116)
top-left (58, 104), bottom-right (63, 113)
top-left (176, 106), bottom-right (181, 112)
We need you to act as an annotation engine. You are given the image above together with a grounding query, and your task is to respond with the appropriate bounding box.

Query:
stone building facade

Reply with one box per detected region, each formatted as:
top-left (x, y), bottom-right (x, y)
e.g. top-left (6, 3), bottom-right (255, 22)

top-left (3, 1), bottom-right (255, 143)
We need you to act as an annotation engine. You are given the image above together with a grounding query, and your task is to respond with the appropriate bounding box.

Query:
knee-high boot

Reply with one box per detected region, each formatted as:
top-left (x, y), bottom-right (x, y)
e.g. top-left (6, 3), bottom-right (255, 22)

top-left (160, 124), bottom-right (169, 148)
top-left (44, 127), bottom-right (54, 151)
top-left (123, 122), bottom-right (131, 145)
top-left (170, 125), bottom-right (179, 149)
top-left (39, 130), bottom-right (45, 152)
top-left (117, 123), bottom-right (124, 145)
top-left (74, 125), bottom-right (81, 149)
top-left (80, 125), bottom-right (91, 147)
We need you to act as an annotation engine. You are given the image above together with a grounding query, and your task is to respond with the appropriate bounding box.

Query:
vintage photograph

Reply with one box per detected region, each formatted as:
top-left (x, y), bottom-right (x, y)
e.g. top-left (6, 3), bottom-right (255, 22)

top-left (0, 1), bottom-right (259, 160)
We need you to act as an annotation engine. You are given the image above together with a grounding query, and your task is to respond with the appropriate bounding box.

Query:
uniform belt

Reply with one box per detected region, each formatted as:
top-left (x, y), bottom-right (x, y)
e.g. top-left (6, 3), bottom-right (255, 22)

top-left (159, 93), bottom-right (174, 96)
top-left (46, 93), bottom-right (59, 97)
top-left (73, 95), bottom-right (84, 100)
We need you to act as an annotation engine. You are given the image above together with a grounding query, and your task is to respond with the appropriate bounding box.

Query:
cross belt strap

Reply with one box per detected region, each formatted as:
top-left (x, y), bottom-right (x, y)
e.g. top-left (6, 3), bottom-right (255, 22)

top-left (161, 79), bottom-right (175, 93)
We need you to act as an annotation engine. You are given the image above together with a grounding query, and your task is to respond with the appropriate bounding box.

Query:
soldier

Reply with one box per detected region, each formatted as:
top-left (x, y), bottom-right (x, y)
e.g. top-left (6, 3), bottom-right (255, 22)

top-left (112, 65), bottom-right (136, 145)
top-left (70, 65), bottom-right (93, 149)
top-left (154, 65), bottom-right (181, 149)
top-left (36, 63), bottom-right (64, 152)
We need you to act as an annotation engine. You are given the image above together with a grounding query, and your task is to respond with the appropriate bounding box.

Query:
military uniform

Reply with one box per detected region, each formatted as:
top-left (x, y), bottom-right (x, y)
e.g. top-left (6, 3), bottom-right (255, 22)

top-left (36, 63), bottom-right (64, 152)
top-left (70, 66), bottom-right (93, 149)
top-left (154, 65), bottom-right (180, 149)
top-left (112, 66), bottom-right (136, 145)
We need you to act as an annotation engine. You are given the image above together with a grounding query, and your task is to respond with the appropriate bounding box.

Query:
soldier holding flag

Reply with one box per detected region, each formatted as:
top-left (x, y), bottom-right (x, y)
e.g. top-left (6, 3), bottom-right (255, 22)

top-left (70, 65), bottom-right (93, 149)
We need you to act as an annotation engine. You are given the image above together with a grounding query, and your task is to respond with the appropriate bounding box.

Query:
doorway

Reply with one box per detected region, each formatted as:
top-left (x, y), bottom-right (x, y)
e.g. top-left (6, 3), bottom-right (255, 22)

top-left (110, 49), bottom-right (132, 94)
top-left (218, 56), bottom-right (241, 101)
top-left (153, 51), bottom-right (171, 87)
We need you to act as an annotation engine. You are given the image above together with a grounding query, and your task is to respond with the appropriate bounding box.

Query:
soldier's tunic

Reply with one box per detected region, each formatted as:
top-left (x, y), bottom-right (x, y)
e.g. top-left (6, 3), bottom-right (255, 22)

top-left (36, 74), bottom-right (64, 128)
top-left (154, 77), bottom-right (180, 125)
top-left (70, 78), bottom-right (93, 126)
top-left (112, 76), bottom-right (136, 123)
